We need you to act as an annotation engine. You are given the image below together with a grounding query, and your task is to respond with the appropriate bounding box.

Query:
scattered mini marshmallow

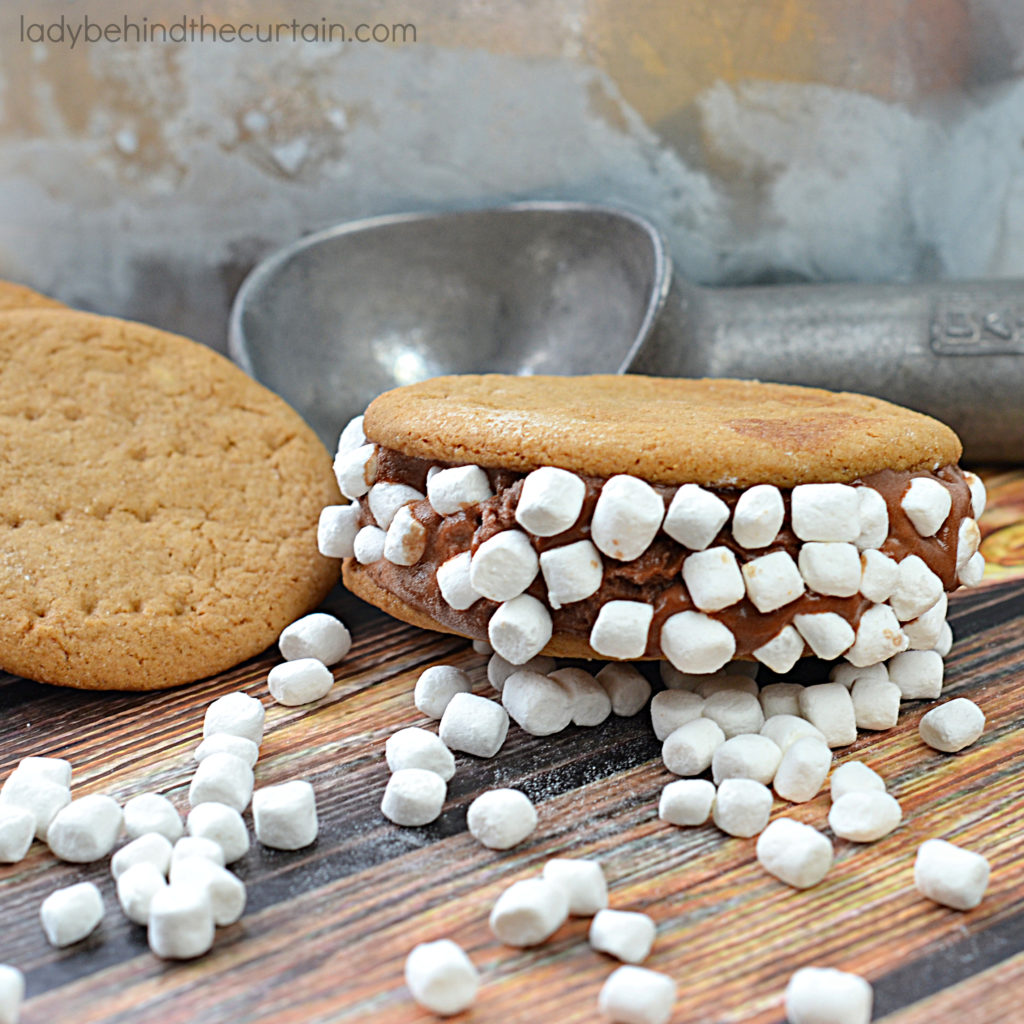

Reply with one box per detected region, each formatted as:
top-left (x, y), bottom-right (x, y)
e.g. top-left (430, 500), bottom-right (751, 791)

top-left (353, 524), bottom-right (387, 564)
top-left (487, 653), bottom-right (556, 693)
top-left (148, 884), bottom-right (215, 960)
top-left (169, 857), bottom-right (246, 926)
top-left (888, 649), bottom-right (944, 700)
top-left (598, 965), bottom-right (676, 1024)
top-left (0, 805), bottom-right (34, 864)
top-left (731, 484), bottom-right (784, 549)
top-left (336, 414), bottom-right (366, 455)
top-left (830, 661), bottom-right (889, 688)
top-left (850, 677), bottom-right (902, 731)
top-left (268, 658), bottom-right (334, 707)
top-left (591, 475), bottom-right (665, 561)
top-left (368, 482), bottom-right (424, 530)
top-left (542, 858), bottom-right (608, 916)
top-left (589, 908), bottom-right (657, 964)
top-left (712, 779), bottom-right (773, 838)
top-left (467, 789), bottom-right (537, 850)
top-left (279, 613), bottom-right (352, 666)
top-left (334, 443), bottom-right (377, 499)
top-left (658, 779), bottom-right (716, 827)
top-left (385, 728), bottom-right (456, 780)
top-left (549, 667), bottom-right (612, 727)
top-left (489, 877), bottom-right (569, 946)
top-left (404, 939), bottom-right (480, 1017)
top-left (194, 734), bottom-right (259, 770)
top-left (188, 752), bottom-right (254, 813)
top-left (798, 684), bottom-right (857, 748)
top-left (172, 836), bottom-right (226, 868)
top-left (0, 770), bottom-right (71, 840)
top-left (844, 604), bottom-right (909, 667)
top-left (596, 663), bottom-right (652, 717)
top-left (415, 665), bottom-right (473, 720)
top-left (381, 769), bottom-right (447, 827)
top-left (203, 691), bottom-right (265, 745)
top-left (591, 601), bottom-right (654, 660)
top-left (757, 818), bottom-right (833, 889)
top-left (828, 791), bottom-right (902, 842)
top-left (759, 715), bottom-right (827, 752)
top-left (663, 483), bottom-right (730, 550)
top-left (187, 803), bottom-right (249, 864)
top-left (436, 551), bottom-right (482, 611)
top-left (488, 594), bottom-right (552, 665)
top-left (933, 621), bottom-right (954, 657)
top-left (742, 551), bottom-right (805, 614)
top-left (428, 464), bottom-right (493, 516)
top-left (439, 693), bottom-right (509, 758)
top-left (798, 542), bottom-right (862, 597)
top-left (752, 626), bottom-right (806, 675)
top-left (904, 594), bottom-right (948, 650)
top-left (773, 737), bottom-right (832, 803)
top-left (503, 670), bottom-right (573, 736)
top-left (253, 781), bottom-right (319, 850)
top-left (914, 839), bottom-right (990, 910)
top-left (540, 540), bottom-right (603, 609)
top-left (515, 467), bottom-right (586, 536)
top-left (702, 690), bottom-right (765, 739)
top-left (650, 690), bottom-right (704, 741)
top-left (0, 965), bottom-right (24, 1024)
top-left (470, 530), bottom-right (538, 602)
top-left (683, 547), bottom-right (746, 612)
top-left (758, 681), bottom-right (805, 719)
top-left (962, 470), bottom-right (986, 519)
top-left (889, 555), bottom-right (944, 621)
top-left (472, 639), bottom-right (493, 655)
top-left (695, 674), bottom-right (758, 699)
top-left (659, 662), bottom-right (704, 691)
top-left (662, 718), bottom-right (726, 776)
top-left (47, 794), bottom-right (123, 863)
top-left (660, 611), bottom-right (736, 674)
top-left (711, 734), bottom-right (782, 786)
top-left (15, 756), bottom-right (71, 788)
top-left (727, 660), bottom-right (760, 679)
top-left (785, 967), bottom-right (873, 1024)
top-left (919, 698), bottom-right (985, 752)
top-left (317, 503), bottom-right (361, 558)
top-left (384, 505), bottom-right (428, 566)
top-left (116, 861), bottom-right (167, 925)
top-left (791, 484), bottom-right (861, 542)
top-left (956, 518), bottom-right (981, 572)
top-left (856, 486), bottom-right (890, 550)
top-left (901, 477), bottom-right (952, 537)
top-left (793, 613), bottom-right (855, 661)
top-left (40, 881), bottom-right (104, 947)
top-left (830, 762), bottom-right (886, 802)
top-left (859, 549), bottom-right (899, 603)
top-left (110, 832), bottom-right (173, 880)
top-left (959, 551), bottom-right (985, 587)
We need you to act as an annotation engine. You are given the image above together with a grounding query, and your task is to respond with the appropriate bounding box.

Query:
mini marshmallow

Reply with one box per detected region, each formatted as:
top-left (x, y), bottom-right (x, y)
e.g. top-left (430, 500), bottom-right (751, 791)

top-left (798, 542), bottom-right (862, 597)
top-left (660, 662), bottom-right (704, 691)
top-left (40, 881), bottom-right (103, 947)
top-left (793, 613), bottom-right (855, 660)
top-left (253, 780), bottom-right (319, 850)
top-left (317, 503), bottom-right (361, 558)
top-left (888, 649), bottom-right (944, 699)
top-left (488, 594), bottom-right (552, 665)
top-left (589, 909), bottom-right (657, 964)
top-left (385, 728), bottom-right (456, 780)
top-left (203, 691), bottom-right (265, 745)
top-left (111, 832), bottom-right (173, 879)
top-left (47, 794), bottom-right (123, 863)
top-left (172, 836), bottom-right (226, 868)
top-left (353, 524), bottom-right (386, 564)
top-left (487, 653), bottom-right (555, 693)
top-left (367, 481), bottom-right (424, 530)
top-left (659, 778), bottom-right (716, 826)
top-left (828, 791), bottom-right (902, 842)
top-left (712, 778), bottom-right (773, 838)
top-left (503, 670), bottom-right (573, 736)
top-left (436, 550), bottom-right (481, 610)
top-left (540, 540), bottom-right (603, 609)
top-left (773, 737), bottom-right (832, 803)
top-left (0, 965), bottom-right (24, 1024)
top-left (956, 518), bottom-right (981, 572)
top-left (550, 667), bottom-right (612, 727)
top-left (384, 504), bottom-right (427, 566)
top-left (756, 818), bottom-right (833, 888)
top-left (542, 858), bottom-right (608, 916)
top-left (791, 483), bottom-right (861, 542)
top-left (683, 547), bottom-right (746, 612)
top-left (829, 661), bottom-right (889, 687)
top-left (470, 530), bottom-right (539, 602)
top-left (855, 486), bottom-right (890, 550)
top-left (591, 475), bottom-right (664, 561)
top-left (489, 877), bottom-right (569, 946)
top-left (16, 756), bottom-right (72, 788)
top-left (650, 690), bottom-right (704, 741)
top-left (187, 803), bottom-right (250, 864)
top-left (933, 621), bottom-right (954, 657)
top-left (758, 684), bottom-right (805, 719)
top-left (727, 660), bottom-right (760, 678)
top-left (515, 467), bottom-right (586, 536)
top-left (694, 674), bottom-right (759, 698)
top-left (0, 805), bottom-right (34, 864)
top-left (414, 664), bottom-right (472, 719)
top-left (405, 939), bottom-right (480, 1016)
top-left (334, 443), bottom-right (377, 499)
top-left (702, 690), bottom-right (764, 739)
top-left (439, 693), bottom-right (509, 758)
top-left (467, 788), bottom-right (537, 850)
top-left (268, 658), bottom-right (334, 706)
top-left (428, 464), bottom-right (492, 516)
top-left (662, 718), bottom-right (726, 776)
top-left (830, 761), bottom-right (886, 801)
top-left (148, 884), bottom-right (215, 960)
top-left (712, 734), bottom-right (782, 786)
top-left (117, 862), bottom-right (167, 925)
top-left (279, 613), bottom-right (351, 666)
top-left (851, 677), bottom-right (901, 731)
top-left (914, 839), bottom-right (990, 910)
top-left (591, 601), bottom-right (654, 660)
top-left (598, 965), bottom-right (676, 1024)
top-left (964, 470), bottom-right (987, 519)
top-left (731, 484), bottom-right (784, 548)
top-left (959, 551), bottom-right (985, 587)
top-left (859, 549), bottom-right (899, 603)
top-left (785, 967), bottom-right (873, 1024)
top-left (194, 735), bottom-right (259, 770)
top-left (472, 638), bottom-right (493, 655)
top-left (596, 663), bottom-right (652, 717)
top-left (335, 414), bottom-right (366, 455)
top-left (742, 551), bottom-right (805, 613)
top-left (919, 698), bottom-right (985, 752)
top-left (0, 771), bottom-right (71, 840)
top-left (890, 554), bottom-right (944, 621)
top-left (753, 627), bottom-right (806, 675)
top-left (798, 684), bottom-right (857, 748)
top-left (188, 753), bottom-right (254, 813)
top-left (381, 769), bottom-right (446, 827)
top-left (660, 611), bottom-right (736, 674)
top-left (760, 714), bottom-right (827, 752)
top-left (844, 604), bottom-right (909, 667)
top-left (901, 477), bottom-right (952, 537)
top-left (663, 484), bottom-right (730, 550)
top-left (169, 856), bottom-right (246, 926)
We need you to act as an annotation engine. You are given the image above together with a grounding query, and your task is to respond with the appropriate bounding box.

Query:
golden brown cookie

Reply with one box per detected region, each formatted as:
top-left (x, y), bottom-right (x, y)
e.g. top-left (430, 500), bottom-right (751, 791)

top-left (0, 280), bottom-right (66, 311)
top-left (0, 309), bottom-right (341, 690)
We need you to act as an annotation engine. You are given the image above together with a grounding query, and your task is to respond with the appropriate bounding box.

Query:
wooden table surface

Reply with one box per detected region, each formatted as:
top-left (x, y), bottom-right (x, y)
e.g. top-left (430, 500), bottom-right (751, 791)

top-left (2, 470), bottom-right (1023, 1024)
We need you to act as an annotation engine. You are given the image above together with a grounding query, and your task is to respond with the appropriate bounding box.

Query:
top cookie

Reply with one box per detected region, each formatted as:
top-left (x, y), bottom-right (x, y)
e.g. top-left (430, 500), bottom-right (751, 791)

top-left (0, 280), bottom-right (65, 311)
top-left (364, 374), bottom-right (962, 487)
top-left (0, 309), bottom-right (341, 690)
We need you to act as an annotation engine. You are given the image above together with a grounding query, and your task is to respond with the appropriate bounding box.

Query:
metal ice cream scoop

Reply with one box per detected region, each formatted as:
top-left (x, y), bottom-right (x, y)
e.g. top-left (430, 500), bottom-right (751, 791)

top-left (230, 202), bottom-right (1023, 460)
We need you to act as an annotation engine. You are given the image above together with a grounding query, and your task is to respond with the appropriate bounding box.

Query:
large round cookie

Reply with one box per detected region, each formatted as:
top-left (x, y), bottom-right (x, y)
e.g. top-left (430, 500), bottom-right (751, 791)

top-left (0, 310), bottom-right (341, 690)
